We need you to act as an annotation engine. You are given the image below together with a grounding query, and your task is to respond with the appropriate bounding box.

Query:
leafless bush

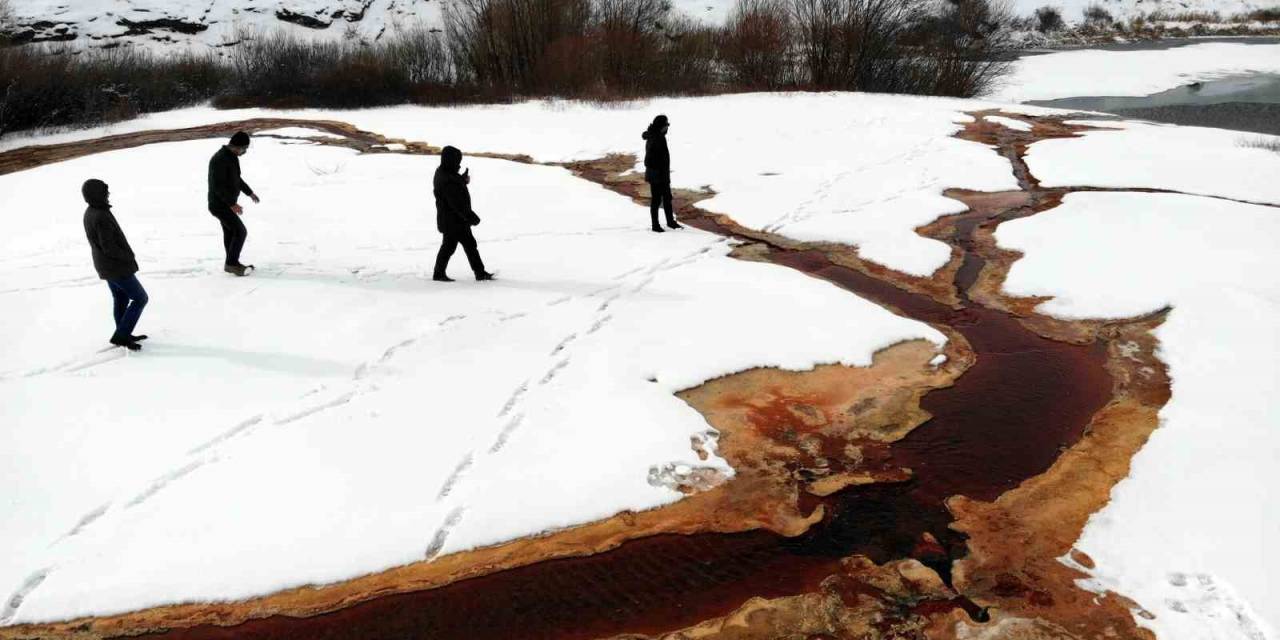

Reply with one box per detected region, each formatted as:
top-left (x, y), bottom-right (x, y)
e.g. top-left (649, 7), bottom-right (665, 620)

top-left (1082, 4), bottom-right (1112, 25)
top-left (222, 27), bottom-right (457, 107)
top-left (901, 0), bottom-right (1015, 96)
top-left (720, 0), bottom-right (794, 89)
top-left (790, 0), bottom-right (922, 89)
top-left (786, 0), bottom-right (1010, 96)
top-left (1146, 9), bottom-right (1222, 23)
top-left (0, 46), bottom-right (225, 137)
top-left (1034, 5), bottom-right (1064, 32)
top-left (1240, 136), bottom-right (1280, 153)
top-left (446, 0), bottom-right (593, 93)
top-left (446, 0), bottom-right (714, 97)
top-left (649, 15), bottom-right (718, 95)
top-left (1235, 8), bottom-right (1280, 22)
top-left (593, 0), bottom-right (671, 92)
top-left (0, 0), bottom-right (1013, 135)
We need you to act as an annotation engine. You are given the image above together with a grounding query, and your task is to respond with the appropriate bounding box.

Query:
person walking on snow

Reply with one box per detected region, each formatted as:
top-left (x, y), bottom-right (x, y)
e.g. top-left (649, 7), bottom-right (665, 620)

top-left (82, 179), bottom-right (149, 351)
top-left (433, 146), bottom-right (495, 282)
top-left (208, 131), bottom-right (260, 276)
top-left (642, 114), bottom-right (682, 233)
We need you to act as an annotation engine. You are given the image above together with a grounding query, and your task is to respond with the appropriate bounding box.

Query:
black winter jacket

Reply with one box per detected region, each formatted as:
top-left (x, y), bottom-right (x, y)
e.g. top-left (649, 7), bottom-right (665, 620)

top-left (642, 129), bottom-right (670, 184)
top-left (433, 147), bottom-right (478, 235)
top-left (207, 146), bottom-right (255, 212)
top-left (83, 205), bottom-right (139, 281)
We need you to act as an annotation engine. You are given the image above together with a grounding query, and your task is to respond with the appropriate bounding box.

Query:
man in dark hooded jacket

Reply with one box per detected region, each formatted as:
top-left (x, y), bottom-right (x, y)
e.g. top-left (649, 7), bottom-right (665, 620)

top-left (208, 131), bottom-right (260, 276)
top-left (642, 114), bottom-right (681, 233)
top-left (432, 146), bottom-right (494, 282)
top-left (82, 179), bottom-right (149, 351)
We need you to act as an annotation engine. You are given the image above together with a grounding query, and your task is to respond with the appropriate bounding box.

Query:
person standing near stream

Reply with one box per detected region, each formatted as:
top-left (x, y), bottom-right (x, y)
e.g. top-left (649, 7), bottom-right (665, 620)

top-left (82, 179), bottom-right (149, 351)
top-left (642, 114), bottom-right (682, 233)
top-left (207, 131), bottom-right (261, 276)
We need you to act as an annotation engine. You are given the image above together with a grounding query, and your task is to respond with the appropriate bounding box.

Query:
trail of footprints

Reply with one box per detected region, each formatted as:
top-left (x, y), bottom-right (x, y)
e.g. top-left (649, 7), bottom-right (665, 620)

top-left (3, 238), bottom-right (726, 620)
top-left (419, 238), bottom-right (725, 560)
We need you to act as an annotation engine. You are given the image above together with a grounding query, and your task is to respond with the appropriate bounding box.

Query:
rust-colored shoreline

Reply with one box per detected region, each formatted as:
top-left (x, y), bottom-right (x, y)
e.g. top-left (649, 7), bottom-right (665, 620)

top-left (1, 111), bottom-right (1174, 640)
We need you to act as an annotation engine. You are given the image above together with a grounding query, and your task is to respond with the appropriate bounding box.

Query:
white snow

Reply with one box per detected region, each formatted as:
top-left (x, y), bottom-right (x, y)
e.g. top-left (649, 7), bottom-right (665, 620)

top-left (994, 43), bottom-right (1280, 103)
top-left (0, 93), bottom-right (1024, 277)
top-left (1026, 120), bottom-right (1280, 203)
top-left (0, 100), bottom-right (952, 623)
top-left (995, 191), bottom-right (1280, 638)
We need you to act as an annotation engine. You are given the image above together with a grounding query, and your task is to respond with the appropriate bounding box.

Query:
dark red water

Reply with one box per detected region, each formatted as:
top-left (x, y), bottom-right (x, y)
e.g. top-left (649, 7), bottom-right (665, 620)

top-left (132, 213), bottom-right (1111, 640)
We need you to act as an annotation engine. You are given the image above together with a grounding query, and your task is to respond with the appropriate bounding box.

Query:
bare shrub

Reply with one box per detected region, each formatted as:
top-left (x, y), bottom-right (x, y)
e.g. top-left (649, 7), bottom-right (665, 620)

top-left (903, 0), bottom-right (1015, 97)
top-left (650, 15), bottom-right (718, 95)
top-left (1146, 9), bottom-right (1222, 23)
top-left (446, 0), bottom-right (593, 94)
top-left (0, 46), bottom-right (225, 137)
top-left (786, 0), bottom-right (1010, 97)
top-left (1236, 8), bottom-right (1280, 22)
top-left (720, 0), bottom-right (794, 89)
top-left (1082, 4), bottom-right (1112, 25)
top-left (790, 0), bottom-right (924, 90)
top-left (593, 0), bottom-right (671, 93)
top-left (1034, 5), bottom-right (1064, 32)
top-left (1240, 136), bottom-right (1280, 153)
top-left (222, 27), bottom-right (456, 107)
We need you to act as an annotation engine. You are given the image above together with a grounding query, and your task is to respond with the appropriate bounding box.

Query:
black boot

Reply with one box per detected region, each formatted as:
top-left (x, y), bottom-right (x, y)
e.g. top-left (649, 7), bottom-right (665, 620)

top-left (433, 274), bottom-right (455, 282)
top-left (667, 219), bottom-right (683, 229)
top-left (131, 334), bottom-right (149, 342)
top-left (651, 225), bottom-right (665, 233)
top-left (475, 271), bottom-right (496, 281)
top-left (110, 334), bottom-right (142, 351)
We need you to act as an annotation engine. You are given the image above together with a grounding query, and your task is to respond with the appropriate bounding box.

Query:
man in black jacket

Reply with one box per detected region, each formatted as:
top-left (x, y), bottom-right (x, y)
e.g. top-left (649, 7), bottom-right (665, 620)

top-left (432, 146), bottom-right (494, 282)
top-left (208, 131), bottom-right (261, 276)
top-left (642, 114), bottom-right (681, 233)
top-left (82, 179), bottom-right (149, 351)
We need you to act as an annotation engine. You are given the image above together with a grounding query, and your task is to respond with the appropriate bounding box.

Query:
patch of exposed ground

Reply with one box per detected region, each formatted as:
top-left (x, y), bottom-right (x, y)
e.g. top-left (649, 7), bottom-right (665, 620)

top-left (0, 344), bottom-right (959, 640)
top-left (0, 110), bottom-right (1185, 640)
top-left (0, 119), bottom-right (532, 177)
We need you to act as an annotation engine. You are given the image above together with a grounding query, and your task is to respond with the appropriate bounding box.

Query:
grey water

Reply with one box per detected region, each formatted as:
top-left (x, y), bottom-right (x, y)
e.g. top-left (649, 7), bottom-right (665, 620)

top-left (1017, 36), bottom-right (1280, 57)
top-left (1026, 73), bottom-right (1280, 135)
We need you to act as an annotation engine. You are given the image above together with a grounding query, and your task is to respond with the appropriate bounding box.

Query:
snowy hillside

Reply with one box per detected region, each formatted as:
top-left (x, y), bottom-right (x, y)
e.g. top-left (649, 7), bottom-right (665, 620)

top-left (2, 0), bottom-right (445, 50)
top-left (0, 0), bottom-right (729, 50)
top-left (4, 0), bottom-right (1277, 51)
top-left (1007, 0), bottom-right (1280, 20)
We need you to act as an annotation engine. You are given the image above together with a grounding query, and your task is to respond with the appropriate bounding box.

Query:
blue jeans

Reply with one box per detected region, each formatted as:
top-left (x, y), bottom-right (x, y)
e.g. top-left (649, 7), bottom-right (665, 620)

top-left (106, 275), bottom-right (148, 339)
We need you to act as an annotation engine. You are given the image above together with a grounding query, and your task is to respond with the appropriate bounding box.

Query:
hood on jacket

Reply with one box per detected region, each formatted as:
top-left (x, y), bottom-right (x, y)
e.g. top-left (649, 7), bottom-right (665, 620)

top-left (642, 114), bottom-right (670, 140)
top-left (82, 179), bottom-right (111, 210)
top-left (440, 146), bottom-right (463, 173)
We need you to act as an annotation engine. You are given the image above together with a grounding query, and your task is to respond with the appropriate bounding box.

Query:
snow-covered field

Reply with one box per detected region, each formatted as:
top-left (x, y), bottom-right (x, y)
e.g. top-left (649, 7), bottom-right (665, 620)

top-left (998, 190), bottom-right (1280, 640)
top-left (0, 94), bottom-right (980, 624)
top-left (0, 94), bottom-right (1024, 276)
top-left (2, 83), bottom-right (1279, 638)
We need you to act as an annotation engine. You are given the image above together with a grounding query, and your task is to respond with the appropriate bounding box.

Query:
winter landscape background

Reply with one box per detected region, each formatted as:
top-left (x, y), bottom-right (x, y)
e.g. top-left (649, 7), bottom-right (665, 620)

top-left (1, 0), bottom-right (1279, 638)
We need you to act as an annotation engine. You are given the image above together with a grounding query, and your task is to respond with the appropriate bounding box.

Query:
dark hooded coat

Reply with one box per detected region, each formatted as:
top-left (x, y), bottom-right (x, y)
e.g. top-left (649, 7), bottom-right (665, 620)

top-left (82, 180), bottom-right (139, 281)
top-left (207, 146), bottom-right (255, 212)
top-left (642, 122), bottom-right (670, 184)
top-left (433, 146), bottom-right (479, 234)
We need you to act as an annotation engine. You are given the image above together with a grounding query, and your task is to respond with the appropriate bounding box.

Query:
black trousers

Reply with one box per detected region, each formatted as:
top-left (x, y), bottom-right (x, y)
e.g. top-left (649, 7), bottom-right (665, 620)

top-left (649, 181), bottom-right (674, 227)
top-left (434, 227), bottom-right (486, 277)
top-left (212, 208), bottom-right (248, 266)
